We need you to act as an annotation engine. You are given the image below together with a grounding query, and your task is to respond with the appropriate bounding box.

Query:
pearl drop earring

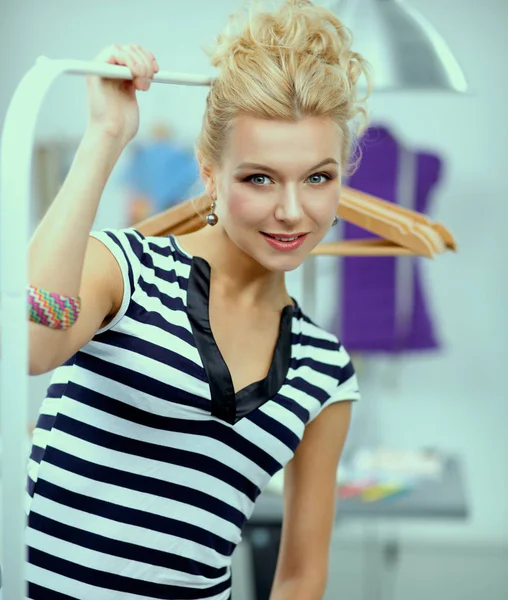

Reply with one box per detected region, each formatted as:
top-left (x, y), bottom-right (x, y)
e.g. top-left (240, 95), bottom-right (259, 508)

top-left (206, 193), bottom-right (218, 226)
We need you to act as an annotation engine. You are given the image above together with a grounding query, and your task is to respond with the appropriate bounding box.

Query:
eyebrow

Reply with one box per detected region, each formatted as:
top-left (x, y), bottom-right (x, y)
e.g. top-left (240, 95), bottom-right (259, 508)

top-left (235, 157), bottom-right (339, 174)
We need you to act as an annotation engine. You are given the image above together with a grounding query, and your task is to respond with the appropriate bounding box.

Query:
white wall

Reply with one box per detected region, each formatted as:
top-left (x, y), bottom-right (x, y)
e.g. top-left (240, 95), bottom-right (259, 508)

top-left (359, 0), bottom-right (508, 545)
top-left (1, 0), bottom-right (507, 547)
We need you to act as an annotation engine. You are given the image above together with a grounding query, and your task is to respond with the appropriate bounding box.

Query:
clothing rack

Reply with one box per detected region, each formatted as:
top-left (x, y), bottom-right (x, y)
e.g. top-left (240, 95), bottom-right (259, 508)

top-left (0, 56), bottom-right (457, 599)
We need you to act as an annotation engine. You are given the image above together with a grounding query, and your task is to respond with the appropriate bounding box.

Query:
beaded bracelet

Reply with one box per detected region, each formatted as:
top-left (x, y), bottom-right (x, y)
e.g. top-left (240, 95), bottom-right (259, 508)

top-left (28, 285), bottom-right (81, 330)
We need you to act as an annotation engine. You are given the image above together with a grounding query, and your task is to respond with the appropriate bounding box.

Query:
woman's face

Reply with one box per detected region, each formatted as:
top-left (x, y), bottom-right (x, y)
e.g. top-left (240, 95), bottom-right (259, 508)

top-left (204, 114), bottom-right (343, 273)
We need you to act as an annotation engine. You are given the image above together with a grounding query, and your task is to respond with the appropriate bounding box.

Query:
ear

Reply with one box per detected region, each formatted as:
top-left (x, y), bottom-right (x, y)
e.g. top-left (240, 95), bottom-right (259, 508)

top-left (197, 155), bottom-right (216, 198)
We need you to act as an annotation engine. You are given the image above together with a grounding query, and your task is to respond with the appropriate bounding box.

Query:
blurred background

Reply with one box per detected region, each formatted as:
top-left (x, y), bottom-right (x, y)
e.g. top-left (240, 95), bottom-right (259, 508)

top-left (1, 0), bottom-right (507, 598)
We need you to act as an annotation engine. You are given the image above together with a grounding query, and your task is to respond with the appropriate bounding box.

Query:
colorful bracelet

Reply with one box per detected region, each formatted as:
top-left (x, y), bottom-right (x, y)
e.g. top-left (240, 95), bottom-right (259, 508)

top-left (28, 285), bottom-right (81, 330)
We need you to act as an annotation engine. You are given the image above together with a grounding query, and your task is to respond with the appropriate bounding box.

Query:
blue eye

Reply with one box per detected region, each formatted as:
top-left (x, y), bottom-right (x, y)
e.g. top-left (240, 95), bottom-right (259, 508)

top-left (244, 172), bottom-right (333, 186)
top-left (307, 173), bottom-right (331, 184)
top-left (247, 175), bottom-right (272, 186)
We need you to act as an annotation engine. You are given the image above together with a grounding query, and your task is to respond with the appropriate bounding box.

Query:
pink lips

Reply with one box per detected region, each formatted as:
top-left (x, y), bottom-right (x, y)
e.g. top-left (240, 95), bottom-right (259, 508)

top-left (261, 232), bottom-right (308, 251)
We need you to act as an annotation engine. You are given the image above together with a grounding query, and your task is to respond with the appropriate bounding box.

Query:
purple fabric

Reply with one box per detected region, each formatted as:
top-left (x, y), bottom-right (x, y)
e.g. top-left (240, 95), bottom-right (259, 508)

top-left (332, 126), bottom-right (443, 353)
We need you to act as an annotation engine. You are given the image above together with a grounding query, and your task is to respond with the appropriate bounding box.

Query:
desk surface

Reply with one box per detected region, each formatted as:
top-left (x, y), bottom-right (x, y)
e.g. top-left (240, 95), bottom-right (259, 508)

top-left (248, 457), bottom-right (468, 526)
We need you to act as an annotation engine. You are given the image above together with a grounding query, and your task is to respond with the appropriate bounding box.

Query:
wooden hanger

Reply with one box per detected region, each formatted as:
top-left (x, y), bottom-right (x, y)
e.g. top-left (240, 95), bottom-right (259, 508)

top-left (134, 186), bottom-right (456, 258)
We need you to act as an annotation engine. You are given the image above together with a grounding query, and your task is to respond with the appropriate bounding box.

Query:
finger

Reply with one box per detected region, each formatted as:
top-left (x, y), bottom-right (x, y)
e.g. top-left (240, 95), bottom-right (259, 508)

top-left (135, 45), bottom-right (160, 74)
top-left (125, 44), bottom-right (154, 91)
top-left (98, 45), bottom-right (142, 77)
top-left (108, 45), bottom-right (147, 91)
top-left (128, 44), bottom-right (150, 77)
top-left (94, 44), bottom-right (150, 91)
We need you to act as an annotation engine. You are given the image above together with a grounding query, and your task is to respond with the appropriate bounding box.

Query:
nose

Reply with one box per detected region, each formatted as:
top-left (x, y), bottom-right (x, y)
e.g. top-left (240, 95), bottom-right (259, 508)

top-left (274, 186), bottom-right (304, 226)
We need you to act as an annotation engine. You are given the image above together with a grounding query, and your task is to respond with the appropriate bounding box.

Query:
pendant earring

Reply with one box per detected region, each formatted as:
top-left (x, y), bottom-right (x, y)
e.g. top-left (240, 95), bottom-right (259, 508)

top-left (206, 194), bottom-right (219, 226)
top-left (332, 216), bottom-right (339, 227)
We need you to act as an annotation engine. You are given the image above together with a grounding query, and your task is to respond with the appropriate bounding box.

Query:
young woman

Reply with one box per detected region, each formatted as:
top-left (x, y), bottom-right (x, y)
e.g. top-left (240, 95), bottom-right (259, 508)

top-left (25, 1), bottom-right (371, 598)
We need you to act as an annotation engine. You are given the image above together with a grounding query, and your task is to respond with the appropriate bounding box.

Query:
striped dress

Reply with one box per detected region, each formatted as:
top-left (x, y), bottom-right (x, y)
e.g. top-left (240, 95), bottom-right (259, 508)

top-left (25, 229), bottom-right (360, 600)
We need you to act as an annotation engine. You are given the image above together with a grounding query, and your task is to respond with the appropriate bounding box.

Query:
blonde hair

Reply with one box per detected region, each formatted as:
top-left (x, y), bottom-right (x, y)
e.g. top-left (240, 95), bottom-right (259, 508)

top-left (196, 0), bottom-right (372, 177)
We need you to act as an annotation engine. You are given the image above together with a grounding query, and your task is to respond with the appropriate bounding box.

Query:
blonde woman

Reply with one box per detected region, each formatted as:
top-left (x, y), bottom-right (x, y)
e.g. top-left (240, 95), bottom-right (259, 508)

top-left (24, 1), bottom-right (371, 598)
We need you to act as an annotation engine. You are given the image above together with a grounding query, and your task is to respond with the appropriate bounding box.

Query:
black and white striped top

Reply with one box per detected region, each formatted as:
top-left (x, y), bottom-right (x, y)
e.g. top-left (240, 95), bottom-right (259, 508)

top-left (25, 229), bottom-right (360, 600)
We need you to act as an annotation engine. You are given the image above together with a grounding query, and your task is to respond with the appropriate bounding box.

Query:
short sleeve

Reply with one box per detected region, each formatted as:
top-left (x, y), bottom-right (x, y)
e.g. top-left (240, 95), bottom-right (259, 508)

top-left (319, 344), bottom-right (361, 414)
top-left (89, 227), bottom-right (147, 334)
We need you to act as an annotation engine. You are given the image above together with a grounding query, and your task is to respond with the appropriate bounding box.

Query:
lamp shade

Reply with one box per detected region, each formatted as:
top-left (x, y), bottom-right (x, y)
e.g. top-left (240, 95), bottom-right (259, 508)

top-left (335, 0), bottom-right (468, 93)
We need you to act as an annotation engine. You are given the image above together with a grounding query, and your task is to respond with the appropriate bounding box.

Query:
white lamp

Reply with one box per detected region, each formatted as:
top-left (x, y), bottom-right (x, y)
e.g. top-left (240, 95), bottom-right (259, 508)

top-left (333, 0), bottom-right (468, 93)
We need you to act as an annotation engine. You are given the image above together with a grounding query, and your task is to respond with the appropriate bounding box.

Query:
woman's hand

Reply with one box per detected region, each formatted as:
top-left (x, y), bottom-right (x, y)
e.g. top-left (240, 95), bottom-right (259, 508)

top-left (86, 43), bottom-right (159, 147)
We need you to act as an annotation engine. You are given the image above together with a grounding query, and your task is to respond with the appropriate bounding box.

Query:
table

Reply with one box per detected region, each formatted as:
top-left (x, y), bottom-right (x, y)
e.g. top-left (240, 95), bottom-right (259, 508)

top-left (242, 457), bottom-right (468, 600)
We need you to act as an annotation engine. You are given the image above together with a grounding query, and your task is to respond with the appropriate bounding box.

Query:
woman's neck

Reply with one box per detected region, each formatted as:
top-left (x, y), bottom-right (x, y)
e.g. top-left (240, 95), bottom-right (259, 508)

top-left (175, 226), bottom-right (292, 311)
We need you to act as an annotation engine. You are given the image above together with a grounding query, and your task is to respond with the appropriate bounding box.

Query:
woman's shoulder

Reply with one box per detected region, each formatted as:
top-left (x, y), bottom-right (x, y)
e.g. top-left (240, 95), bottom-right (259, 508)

top-left (89, 229), bottom-right (195, 302)
top-left (94, 228), bottom-right (192, 267)
top-left (293, 310), bottom-right (359, 400)
top-left (293, 306), bottom-right (343, 350)
top-left (293, 308), bottom-right (354, 370)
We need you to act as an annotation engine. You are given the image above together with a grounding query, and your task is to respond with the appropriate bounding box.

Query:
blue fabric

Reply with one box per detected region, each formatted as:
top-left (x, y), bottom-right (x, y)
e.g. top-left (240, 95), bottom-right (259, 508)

top-left (124, 141), bottom-right (200, 211)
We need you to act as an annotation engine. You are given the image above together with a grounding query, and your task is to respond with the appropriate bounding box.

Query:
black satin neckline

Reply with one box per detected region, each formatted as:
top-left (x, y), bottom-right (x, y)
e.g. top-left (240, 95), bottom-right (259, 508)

top-left (186, 256), bottom-right (294, 425)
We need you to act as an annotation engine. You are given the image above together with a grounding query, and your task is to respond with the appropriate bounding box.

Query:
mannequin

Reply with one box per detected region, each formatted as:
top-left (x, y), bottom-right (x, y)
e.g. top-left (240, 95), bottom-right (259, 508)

top-left (335, 125), bottom-right (444, 353)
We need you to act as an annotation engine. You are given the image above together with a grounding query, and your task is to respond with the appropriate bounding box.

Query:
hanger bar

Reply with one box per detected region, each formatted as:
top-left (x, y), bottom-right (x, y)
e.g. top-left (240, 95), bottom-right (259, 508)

top-left (36, 57), bottom-right (214, 86)
top-left (339, 187), bottom-right (456, 252)
top-left (312, 239), bottom-right (416, 256)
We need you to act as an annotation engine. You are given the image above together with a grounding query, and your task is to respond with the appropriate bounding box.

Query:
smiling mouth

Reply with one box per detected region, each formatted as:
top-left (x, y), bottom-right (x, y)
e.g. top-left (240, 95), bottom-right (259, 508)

top-left (261, 233), bottom-right (307, 241)
top-left (260, 232), bottom-right (309, 251)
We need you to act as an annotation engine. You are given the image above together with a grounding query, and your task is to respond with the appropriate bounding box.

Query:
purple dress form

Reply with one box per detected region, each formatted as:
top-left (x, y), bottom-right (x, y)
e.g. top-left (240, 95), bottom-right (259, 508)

top-left (333, 126), bottom-right (443, 353)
